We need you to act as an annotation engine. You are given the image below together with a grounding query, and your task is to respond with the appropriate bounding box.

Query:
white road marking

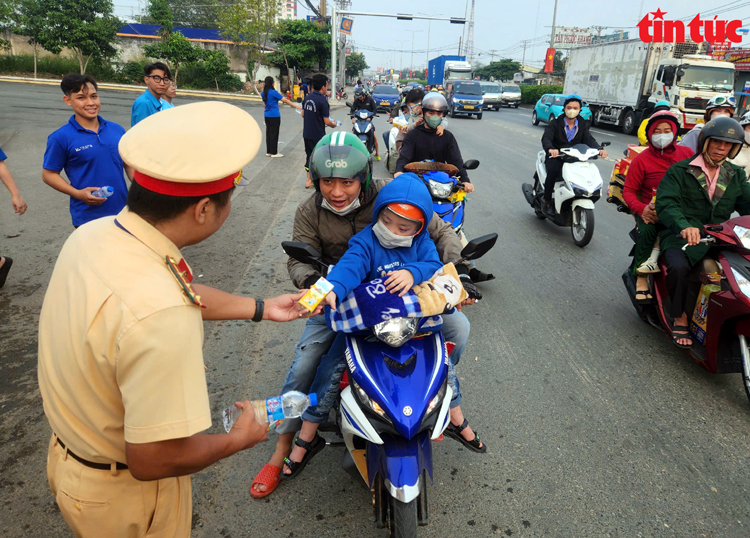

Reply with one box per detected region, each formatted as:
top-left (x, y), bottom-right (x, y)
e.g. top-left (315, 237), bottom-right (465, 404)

top-left (591, 129), bottom-right (616, 137)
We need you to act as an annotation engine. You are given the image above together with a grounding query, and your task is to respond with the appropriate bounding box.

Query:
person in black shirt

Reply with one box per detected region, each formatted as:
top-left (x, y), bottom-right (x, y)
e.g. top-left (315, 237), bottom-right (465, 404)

top-left (350, 87), bottom-right (380, 159)
top-left (302, 73), bottom-right (337, 188)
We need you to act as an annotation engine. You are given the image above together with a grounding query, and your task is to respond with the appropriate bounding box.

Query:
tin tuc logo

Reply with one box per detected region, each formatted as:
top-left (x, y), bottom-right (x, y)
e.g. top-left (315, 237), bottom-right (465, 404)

top-left (637, 9), bottom-right (743, 44)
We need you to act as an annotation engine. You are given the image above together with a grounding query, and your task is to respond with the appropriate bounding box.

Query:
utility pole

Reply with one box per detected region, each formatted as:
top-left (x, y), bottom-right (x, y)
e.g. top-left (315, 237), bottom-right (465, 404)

top-left (521, 39), bottom-right (530, 69)
top-left (458, 36), bottom-right (462, 56)
top-left (547, 0), bottom-right (558, 84)
top-left (489, 49), bottom-right (498, 64)
top-left (465, 0), bottom-right (475, 65)
top-left (405, 30), bottom-right (422, 74)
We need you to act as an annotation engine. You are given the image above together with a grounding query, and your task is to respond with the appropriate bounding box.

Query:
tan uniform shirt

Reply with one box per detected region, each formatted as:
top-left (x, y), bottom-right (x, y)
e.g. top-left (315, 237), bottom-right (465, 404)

top-left (38, 208), bottom-right (212, 464)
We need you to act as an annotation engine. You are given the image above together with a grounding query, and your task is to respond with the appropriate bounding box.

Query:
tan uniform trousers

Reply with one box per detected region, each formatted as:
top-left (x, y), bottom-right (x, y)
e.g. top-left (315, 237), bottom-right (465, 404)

top-left (47, 435), bottom-right (191, 538)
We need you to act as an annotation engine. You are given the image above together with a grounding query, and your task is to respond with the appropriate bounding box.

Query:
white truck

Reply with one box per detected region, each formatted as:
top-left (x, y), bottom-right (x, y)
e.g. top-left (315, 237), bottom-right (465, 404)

top-left (444, 60), bottom-right (473, 82)
top-left (563, 40), bottom-right (735, 135)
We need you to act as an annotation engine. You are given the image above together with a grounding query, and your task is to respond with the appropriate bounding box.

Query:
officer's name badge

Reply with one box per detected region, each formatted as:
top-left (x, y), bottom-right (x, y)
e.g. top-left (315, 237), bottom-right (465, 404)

top-left (166, 256), bottom-right (205, 308)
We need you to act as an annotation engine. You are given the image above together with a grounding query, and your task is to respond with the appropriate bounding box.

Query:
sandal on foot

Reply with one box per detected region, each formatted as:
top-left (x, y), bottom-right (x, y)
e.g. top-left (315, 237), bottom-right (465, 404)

top-left (445, 419), bottom-right (487, 454)
top-left (636, 261), bottom-right (659, 274)
top-left (0, 257), bottom-right (12, 289)
top-left (250, 464), bottom-right (281, 499)
top-left (635, 289), bottom-right (653, 304)
top-left (469, 268), bottom-right (496, 283)
top-left (281, 433), bottom-right (326, 480)
top-left (671, 327), bottom-right (693, 349)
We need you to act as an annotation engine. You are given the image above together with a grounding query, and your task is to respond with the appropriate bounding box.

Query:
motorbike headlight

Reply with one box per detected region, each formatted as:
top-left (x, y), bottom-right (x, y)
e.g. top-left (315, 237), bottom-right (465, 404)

top-left (732, 266), bottom-right (750, 300)
top-left (373, 317), bottom-right (418, 347)
top-left (570, 182), bottom-right (589, 196)
top-left (425, 380), bottom-right (448, 417)
top-left (478, 99), bottom-right (484, 105)
top-left (428, 179), bottom-right (453, 199)
top-left (351, 377), bottom-right (391, 422)
top-left (734, 225), bottom-right (750, 250)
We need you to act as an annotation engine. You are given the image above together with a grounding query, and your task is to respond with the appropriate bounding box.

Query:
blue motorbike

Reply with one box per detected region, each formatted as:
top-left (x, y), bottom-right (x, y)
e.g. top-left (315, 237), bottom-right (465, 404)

top-left (346, 101), bottom-right (378, 155)
top-left (282, 234), bottom-right (496, 537)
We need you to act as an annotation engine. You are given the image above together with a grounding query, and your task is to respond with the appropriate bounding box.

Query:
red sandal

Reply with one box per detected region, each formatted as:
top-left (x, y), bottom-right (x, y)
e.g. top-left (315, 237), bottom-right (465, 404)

top-left (250, 464), bottom-right (281, 499)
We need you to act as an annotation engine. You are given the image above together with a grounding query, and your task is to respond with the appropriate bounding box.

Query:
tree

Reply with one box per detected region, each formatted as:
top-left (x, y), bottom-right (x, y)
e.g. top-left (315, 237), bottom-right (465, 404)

top-left (345, 52), bottom-right (367, 79)
top-left (16, 0), bottom-right (51, 78)
top-left (141, 0), bottom-right (227, 29)
top-left (475, 59), bottom-right (521, 82)
top-left (218, 0), bottom-right (278, 94)
top-left (0, 0), bottom-right (17, 51)
top-left (266, 20), bottom-right (330, 70)
top-left (142, 0), bottom-right (204, 83)
top-left (553, 51), bottom-right (565, 73)
top-left (201, 49), bottom-right (230, 91)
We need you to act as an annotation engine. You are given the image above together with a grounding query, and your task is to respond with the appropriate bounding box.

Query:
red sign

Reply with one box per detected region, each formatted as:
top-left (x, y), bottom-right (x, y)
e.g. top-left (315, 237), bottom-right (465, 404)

top-left (637, 9), bottom-right (742, 44)
top-left (544, 48), bottom-right (555, 73)
top-left (709, 40), bottom-right (732, 60)
top-left (726, 50), bottom-right (750, 71)
top-left (425, 68), bottom-right (428, 77)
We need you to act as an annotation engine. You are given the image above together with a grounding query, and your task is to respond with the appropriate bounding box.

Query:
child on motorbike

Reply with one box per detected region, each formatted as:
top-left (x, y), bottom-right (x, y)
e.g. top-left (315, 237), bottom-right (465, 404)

top-left (623, 110), bottom-right (693, 303)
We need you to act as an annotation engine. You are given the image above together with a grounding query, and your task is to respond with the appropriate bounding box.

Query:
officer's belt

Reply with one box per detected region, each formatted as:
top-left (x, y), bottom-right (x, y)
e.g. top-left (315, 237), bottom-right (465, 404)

top-left (56, 436), bottom-right (129, 471)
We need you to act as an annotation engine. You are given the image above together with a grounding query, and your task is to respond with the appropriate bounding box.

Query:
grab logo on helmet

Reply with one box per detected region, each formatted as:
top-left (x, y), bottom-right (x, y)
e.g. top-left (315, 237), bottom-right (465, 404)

top-left (637, 9), bottom-right (743, 44)
top-left (325, 159), bottom-right (348, 168)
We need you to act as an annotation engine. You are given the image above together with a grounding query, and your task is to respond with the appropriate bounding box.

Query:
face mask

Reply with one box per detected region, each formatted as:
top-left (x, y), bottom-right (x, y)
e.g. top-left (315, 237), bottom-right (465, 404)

top-left (373, 220), bottom-right (413, 249)
top-left (322, 196), bottom-right (361, 216)
top-left (565, 109), bottom-right (579, 119)
top-left (651, 133), bottom-right (674, 149)
top-left (744, 132), bottom-right (750, 145)
top-left (425, 115), bottom-right (443, 129)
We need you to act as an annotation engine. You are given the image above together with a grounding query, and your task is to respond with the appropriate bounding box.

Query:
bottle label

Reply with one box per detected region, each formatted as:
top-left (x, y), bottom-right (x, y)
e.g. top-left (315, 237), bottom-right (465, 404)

top-left (265, 396), bottom-right (285, 422)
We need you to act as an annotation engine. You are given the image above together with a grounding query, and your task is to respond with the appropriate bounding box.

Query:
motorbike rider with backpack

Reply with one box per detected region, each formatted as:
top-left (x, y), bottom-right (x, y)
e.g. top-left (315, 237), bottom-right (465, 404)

top-left (350, 87), bottom-right (381, 159)
top-left (541, 94), bottom-right (607, 214)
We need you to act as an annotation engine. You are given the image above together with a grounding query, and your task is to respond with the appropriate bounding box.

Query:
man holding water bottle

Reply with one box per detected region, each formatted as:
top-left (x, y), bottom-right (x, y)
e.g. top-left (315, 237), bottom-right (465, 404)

top-left (37, 102), bottom-right (318, 538)
top-left (42, 74), bottom-right (133, 228)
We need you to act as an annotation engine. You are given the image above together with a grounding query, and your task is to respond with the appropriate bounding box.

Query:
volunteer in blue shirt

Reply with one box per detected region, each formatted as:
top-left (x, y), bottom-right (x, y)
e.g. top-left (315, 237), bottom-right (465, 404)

top-left (262, 76), bottom-right (301, 158)
top-left (302, 73), bottom-right (338, 188)
top-left (0, 146), bottom-right (28, 288)
top-left (43, 74), bottom-right (133, 228)
top-left (131, 62), bottom-right (172, 126)
top-left (161, 82), bottom-right (176, 110)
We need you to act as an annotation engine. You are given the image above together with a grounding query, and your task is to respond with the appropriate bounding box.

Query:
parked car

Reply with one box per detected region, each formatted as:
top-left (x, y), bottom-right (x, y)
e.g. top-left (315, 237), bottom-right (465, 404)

top-left (532, 94), bottom-right (592, 125)
top-left (448, 80), bottom-right (484, 119)
top-left (479, 81), bottom-right (503, 111)
top-left (371, 85), bottom-right (401, 113)
top-left (500, 84), bottom-right (522, 108)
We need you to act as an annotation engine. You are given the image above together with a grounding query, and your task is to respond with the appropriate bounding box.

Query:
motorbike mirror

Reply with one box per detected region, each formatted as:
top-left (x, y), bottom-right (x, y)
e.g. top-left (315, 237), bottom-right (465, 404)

top-left (600, 142), bottom-right (611, 148)
top-left (345, 101), bottom-right (352, 107)
top-left (281, 241), bottom-right (323, 266)
top-left (459, 233), bottom-right (498, 262)
top-left (464, 159), bottom-right (480, 170)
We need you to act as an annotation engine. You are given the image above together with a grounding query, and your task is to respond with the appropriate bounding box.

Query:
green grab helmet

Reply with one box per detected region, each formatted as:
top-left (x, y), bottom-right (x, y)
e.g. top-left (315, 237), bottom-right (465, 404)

top-left (309, 132), bottom-right (373, 191)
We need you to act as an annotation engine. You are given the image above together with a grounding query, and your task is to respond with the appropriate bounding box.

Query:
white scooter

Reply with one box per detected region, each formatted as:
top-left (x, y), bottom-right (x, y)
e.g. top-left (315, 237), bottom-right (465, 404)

top-left (521, 142), bottom-right (610, 248)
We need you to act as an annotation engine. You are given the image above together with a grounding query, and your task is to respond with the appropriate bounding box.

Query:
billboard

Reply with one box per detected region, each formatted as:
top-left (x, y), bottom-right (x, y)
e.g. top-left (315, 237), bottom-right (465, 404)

top-left (591, 31), bottom-right (629, 44)
top-left (726, 49), bottom-right (750, 71)
top-left (340, 17), bottom-right (353, 35)
top-left (553, 27), bottom-right (594, 48)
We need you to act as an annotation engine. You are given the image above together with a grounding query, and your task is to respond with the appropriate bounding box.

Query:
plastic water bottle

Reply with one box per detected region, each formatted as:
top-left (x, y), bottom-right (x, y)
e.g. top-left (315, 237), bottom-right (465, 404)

top-left (222, 391), bottom-right (317, 433)
top-left (296, 107), bottom-right (302, 115)
top-left (328, 117), bottom-right (343, 127)
top-left (91, 186), bottom-right (113, 198)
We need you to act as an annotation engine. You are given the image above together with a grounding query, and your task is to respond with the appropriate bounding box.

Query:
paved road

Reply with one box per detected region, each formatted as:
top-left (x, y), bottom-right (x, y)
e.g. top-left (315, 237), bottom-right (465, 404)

top-left (2, 82), bottom-right (750, 538)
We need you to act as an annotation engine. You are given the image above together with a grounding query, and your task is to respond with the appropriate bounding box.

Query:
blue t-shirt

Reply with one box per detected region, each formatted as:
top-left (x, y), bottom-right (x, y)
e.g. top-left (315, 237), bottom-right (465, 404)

top-left (161, 99), bottom-right (175, 110)
top-left (131, 90), bottom-right (163, 126)
top-left (0, 146), bottom-right (6, 161)
top-left (43, 115), bottom-right (128, 227)
top-left (302, 90), bottom-right (330, 141)
top-left (263, 89), bottom-right (283, 118)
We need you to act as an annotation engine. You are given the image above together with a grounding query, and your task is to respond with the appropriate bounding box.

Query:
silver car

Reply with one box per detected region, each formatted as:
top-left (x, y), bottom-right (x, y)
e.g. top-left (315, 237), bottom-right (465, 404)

top-left (500, 84), bottom-right (521, 108)
top-left (479, 81), bottom-right (503, 111)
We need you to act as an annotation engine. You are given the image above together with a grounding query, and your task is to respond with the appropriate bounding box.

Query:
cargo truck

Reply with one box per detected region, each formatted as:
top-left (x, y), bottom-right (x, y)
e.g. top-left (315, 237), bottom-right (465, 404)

top-left (563, 40), bottom-right (735, 135)
top-left (428, 55), bottom-right (473, 87)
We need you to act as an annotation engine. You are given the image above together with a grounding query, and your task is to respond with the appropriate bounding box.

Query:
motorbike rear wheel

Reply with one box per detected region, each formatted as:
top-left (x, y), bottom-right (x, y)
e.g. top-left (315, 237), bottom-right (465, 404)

top-left (571, 207), bottom-right (595, 247)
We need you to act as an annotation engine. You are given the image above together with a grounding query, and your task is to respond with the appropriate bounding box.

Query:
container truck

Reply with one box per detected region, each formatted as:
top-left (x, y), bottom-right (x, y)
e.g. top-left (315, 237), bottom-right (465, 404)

top-left (428, 55), bottom-right (473, 87)
top-left (563, 40), bottom-right (735, 135)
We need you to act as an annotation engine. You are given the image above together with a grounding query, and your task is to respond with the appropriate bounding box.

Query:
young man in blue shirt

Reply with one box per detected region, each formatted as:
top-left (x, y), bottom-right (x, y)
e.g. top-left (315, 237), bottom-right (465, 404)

top-left (0, 146), bottom-right (28, 288)
top-left (301, 73), bottom-right (337, 188)
top-left (43, 74), bottom-right (132, 228)
top-left (131, 62), bottom-right (172, 126)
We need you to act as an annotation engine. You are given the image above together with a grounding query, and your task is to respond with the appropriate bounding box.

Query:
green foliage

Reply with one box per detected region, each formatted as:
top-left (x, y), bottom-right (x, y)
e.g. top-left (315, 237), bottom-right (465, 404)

top-left (520, 84), bottom-right (563, 104)
top-left (345, 52), bottom-right (367, 78)
top-left (38, 0), bottom-right (122, 74)
top-left (200, 49), bottom-right (230, 90)
top-left (118, 58), bottom-right (150, 83)
top-left (554, 51), bottom-right (565, 73)
top-left (475, 59), bottom-right (521, 82)
top-left (143, 30), bottom-right (203, 82)
top-left (266, 20), bottom-right (329, 69)
top-left (0, 53), bottom-right (118, 79)
top-left (142, 0), bottom-right (227, 30)
top-left (147, 0), bottom-right (173, 33)
top-left (178, 60), bottom-right (242, 91)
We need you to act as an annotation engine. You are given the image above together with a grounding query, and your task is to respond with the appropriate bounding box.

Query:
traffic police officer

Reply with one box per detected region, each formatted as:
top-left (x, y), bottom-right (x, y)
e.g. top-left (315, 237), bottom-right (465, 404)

top-left (38, 101), bottom-right (318, 537)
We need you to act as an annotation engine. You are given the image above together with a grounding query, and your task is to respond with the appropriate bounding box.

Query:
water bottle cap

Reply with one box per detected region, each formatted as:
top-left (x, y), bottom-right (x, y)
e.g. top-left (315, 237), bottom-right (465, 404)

top-left (308, 393), bottom-right (318, 406)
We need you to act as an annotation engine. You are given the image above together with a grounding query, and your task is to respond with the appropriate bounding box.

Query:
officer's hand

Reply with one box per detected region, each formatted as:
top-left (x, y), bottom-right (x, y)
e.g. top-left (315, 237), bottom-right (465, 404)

top-left (681, 227), bottom-right (702, 246)
top-left (264, 291), bottom-right (321, 321)
top-left (77, 187), bottom-right (107, 206)
top-left (229, 401), bottom-right (268, 450)
top-left (549, 149), bottom-right (559, 158)
top-left (599, 149), bottom-right (608, 159)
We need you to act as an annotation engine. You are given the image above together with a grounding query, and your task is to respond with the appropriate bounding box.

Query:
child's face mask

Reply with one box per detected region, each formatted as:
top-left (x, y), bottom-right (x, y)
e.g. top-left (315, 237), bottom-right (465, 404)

top-left (373, 220), bottom-right (414, 249)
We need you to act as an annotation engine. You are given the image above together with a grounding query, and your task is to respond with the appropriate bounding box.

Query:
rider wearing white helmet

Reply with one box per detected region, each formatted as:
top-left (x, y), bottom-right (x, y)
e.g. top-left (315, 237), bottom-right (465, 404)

top-left (679, 94), bottom-right (736, 153)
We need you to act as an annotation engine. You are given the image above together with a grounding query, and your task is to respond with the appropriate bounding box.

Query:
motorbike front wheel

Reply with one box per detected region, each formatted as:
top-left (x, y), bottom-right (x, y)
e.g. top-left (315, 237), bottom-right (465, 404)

top-left (571, 207), bottom-right (595, 247)
top-left (389, 496), bottom-right (418, 538)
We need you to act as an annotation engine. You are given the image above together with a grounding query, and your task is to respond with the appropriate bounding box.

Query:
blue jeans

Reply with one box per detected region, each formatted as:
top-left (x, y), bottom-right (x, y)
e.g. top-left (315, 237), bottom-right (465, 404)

top-left (301, 310), bottom-right (471, 426)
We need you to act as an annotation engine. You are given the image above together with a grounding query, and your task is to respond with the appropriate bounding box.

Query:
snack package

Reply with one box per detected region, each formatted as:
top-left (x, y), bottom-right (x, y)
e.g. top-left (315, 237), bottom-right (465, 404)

top-left (299, 277), bottom-right (334, 312)
top-left (690, 282), bottom-right (721, 344)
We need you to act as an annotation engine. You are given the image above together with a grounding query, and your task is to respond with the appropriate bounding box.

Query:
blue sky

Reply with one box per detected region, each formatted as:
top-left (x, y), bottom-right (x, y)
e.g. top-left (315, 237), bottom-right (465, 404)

top-left (112, 0), bottom-right (750, 71)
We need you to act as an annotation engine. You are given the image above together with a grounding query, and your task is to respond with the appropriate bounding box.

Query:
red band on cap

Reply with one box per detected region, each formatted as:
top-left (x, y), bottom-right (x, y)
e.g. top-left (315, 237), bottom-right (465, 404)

top-left (134, 170), bottom-right (241, 197)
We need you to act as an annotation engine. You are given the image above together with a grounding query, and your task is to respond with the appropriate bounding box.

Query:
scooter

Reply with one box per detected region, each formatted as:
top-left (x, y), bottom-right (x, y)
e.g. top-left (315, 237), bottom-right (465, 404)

top-left (282, 234), bottom-right (498, 538)
top-left (337, 87), bottom-right (348, 101)
top-left (346, 101), bottom-right (378, 155)
top-left (522, 142), bottom-right (611, 248)
top-left (623, 217), bottom-right (750, 405)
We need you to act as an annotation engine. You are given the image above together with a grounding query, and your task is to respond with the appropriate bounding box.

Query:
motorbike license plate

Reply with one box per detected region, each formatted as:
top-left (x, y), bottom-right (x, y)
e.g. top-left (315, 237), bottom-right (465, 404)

top-left (380, 101), bottom-right (389, 105)
top-left (464, 105), bottom-right (474, 110)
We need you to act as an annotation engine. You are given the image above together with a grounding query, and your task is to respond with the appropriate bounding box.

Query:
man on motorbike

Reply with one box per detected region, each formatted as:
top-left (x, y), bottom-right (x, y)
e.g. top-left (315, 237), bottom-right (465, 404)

top-left (679, 95), bottom-right (735, 154)
top-left (656, 117), bottom-right (750, 348)
top-left (541, 94), bottom-right (607, 214)
top-left (249, 133), bottom-right (484, 498)
top-left (350, 87), bottom-right (381, 159)
top-left (394, 92), bottom-right (474, 193)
